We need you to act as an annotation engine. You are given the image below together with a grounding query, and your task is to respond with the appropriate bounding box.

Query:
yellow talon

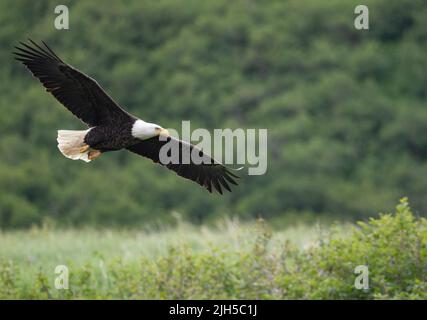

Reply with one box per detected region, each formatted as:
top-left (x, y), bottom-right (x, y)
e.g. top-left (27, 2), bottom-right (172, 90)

top-left (88, 150), bottom-right (101, 160)
top-left (79, 144), bottom-right (90, 153)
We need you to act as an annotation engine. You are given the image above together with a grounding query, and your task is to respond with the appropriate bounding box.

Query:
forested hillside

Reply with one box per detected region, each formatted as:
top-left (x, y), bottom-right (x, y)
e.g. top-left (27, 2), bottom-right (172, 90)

top-left (1, 0), bottom-right (427, 228)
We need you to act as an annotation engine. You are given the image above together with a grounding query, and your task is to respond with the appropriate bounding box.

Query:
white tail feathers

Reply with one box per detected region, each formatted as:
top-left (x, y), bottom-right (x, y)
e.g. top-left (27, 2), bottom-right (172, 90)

top-left (57, 129), bottom-right (92, 162)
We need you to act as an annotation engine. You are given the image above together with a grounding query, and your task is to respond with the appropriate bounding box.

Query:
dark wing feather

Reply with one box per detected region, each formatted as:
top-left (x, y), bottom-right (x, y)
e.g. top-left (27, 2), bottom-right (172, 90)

top-left (13, 39), bottom-right (135, 127)
top-left (126, 136), bottom-right (239, 194)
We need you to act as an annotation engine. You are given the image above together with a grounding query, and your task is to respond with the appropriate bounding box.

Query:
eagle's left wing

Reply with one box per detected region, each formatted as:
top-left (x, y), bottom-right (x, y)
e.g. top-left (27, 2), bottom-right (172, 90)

top-left (126, 136), bottom-right (239, 194)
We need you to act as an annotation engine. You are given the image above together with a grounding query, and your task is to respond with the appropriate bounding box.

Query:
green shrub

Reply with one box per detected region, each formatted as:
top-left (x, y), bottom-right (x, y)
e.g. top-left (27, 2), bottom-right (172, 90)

top-left (290, 197), bottom-right (427, 299)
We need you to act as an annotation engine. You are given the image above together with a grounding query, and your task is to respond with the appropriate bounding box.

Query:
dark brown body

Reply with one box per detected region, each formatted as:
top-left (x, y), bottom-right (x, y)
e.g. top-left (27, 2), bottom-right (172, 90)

top-left (84, 119), bottom-right (139, 152)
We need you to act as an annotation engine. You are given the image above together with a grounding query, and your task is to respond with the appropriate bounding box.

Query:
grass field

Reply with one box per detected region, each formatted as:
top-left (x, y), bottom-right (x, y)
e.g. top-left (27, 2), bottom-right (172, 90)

top-left (0, 220), bottom-right (326, 290)
top-left (0, 220), bottom-right (344, 299)
top-left (0, 199), bottom-right (426, 299)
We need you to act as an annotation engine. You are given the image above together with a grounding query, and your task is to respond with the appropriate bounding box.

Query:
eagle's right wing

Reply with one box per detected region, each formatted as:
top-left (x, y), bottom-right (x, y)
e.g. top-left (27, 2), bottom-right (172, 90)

top-left (14, 40), bottom-right (135, 127)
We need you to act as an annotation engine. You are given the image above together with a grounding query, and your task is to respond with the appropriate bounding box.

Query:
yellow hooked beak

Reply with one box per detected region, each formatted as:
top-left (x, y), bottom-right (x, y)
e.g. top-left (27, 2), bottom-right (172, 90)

top-left (157, 128), bottom-right (170, 138)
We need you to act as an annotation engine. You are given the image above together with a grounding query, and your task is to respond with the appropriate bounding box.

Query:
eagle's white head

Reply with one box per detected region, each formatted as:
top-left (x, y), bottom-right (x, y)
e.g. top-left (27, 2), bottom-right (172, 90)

top-left (131, 119), bottom-right (170, 140)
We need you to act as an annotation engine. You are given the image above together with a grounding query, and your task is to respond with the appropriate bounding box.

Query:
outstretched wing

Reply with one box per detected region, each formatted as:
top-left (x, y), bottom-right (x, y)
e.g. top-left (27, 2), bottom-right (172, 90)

top-left (126, 136), bottom-right (239, 194)
top-left (13, 40), bottom-right (135, 127)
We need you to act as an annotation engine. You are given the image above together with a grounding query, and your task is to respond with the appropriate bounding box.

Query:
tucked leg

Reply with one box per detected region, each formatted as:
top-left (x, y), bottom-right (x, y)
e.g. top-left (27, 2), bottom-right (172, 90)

top-left (79, 144), bottom-right (90, 153)
top-left (88, 150), bottom-right (102, 160)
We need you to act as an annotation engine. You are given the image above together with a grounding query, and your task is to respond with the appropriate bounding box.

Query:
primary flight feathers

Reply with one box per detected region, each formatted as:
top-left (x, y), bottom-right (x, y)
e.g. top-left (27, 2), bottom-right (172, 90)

top-left (14, 39), bottom-right (239, 194)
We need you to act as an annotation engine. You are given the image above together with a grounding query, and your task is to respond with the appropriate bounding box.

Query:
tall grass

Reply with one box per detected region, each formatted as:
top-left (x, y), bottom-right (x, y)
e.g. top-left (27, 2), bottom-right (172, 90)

top-left (0, 199), bottom-right (425, 299)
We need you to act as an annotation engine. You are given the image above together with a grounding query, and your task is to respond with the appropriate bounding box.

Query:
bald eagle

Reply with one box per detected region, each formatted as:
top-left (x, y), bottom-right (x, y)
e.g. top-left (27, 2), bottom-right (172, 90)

top-left (14, 40), bottom-right (238, 194)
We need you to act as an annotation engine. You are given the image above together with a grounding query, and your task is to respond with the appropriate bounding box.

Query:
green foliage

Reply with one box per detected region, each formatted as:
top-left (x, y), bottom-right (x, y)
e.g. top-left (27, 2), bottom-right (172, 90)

top-left (1, 199), bottom-right (425, 299)
top-left (294, 197), bottom-right (427, 299)
top-left (1, 0), bottom-right (427, 227)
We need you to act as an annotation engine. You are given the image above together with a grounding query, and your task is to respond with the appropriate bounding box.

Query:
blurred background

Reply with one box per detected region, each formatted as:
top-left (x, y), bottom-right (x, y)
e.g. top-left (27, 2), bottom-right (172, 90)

top-left (1, 0), bottom-right (427, 229)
